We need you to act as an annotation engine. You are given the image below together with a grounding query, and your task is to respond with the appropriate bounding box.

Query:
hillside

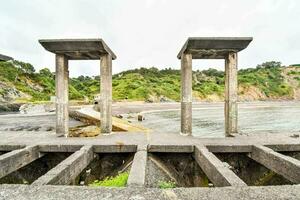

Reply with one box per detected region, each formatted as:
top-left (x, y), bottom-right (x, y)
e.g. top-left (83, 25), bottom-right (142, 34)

top-left (0, 60), bottom-right (300, 103)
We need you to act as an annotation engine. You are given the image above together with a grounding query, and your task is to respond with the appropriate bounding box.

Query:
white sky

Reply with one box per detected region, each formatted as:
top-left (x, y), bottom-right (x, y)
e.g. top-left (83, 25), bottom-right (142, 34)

top-left (0, 0), bottom-right (299, 77)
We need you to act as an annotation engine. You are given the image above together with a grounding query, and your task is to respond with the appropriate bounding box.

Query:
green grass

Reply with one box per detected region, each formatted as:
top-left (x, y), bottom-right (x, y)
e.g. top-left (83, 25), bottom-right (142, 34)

top-left (89, 172), bottom-right (129, 187)
top-left (158, 180), bottom-right (176, 189)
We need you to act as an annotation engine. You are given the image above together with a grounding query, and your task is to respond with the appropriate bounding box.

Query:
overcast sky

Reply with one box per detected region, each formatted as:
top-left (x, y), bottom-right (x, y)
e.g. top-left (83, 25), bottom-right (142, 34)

top-left (1, 0), bottom-right (299, 77)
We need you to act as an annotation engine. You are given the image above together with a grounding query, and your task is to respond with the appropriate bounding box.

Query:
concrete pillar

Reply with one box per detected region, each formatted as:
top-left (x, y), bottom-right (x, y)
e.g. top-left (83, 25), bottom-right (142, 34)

top-left (224, 52), bottom-right (238, 136)
top-left (100, 54), bottom-right (112, 134)
top-left (55, 54), bottom-right (69, 136)
top-left (181, 53), bottom-right (192, 135)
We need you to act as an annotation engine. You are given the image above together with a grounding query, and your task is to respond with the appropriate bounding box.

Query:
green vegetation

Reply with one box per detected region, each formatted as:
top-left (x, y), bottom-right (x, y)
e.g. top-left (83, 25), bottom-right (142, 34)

top-left (0, 60), bottom-right (299, 103)
top-left (89, 172), bottom-right (129, 187)
top-left (238, 61), bottom-right (293, 97)
top-left (158, 180), bottom-right (176, 189)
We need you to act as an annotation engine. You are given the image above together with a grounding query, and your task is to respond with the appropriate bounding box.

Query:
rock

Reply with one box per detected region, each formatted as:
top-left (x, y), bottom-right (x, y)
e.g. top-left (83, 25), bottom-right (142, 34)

top-left (19, 103), bottom-right (55, 114)
top-left (0, 103), bottom-right (22, 113)
top-left (116, 114), bottom-right (123, 119)
top-left (290, 134), bottom-right (299, 138)
top-left (138, 114), bottom-right (145, 121)
top-left (0, 82), bottom-right (31, 102)
top-left (69, 125), bottom-right (100, 137)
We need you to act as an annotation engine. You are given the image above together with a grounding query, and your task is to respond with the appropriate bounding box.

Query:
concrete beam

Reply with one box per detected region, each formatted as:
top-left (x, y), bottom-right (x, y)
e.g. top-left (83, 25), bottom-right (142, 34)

top-left (206, 145), bottom-right (252, 153)
top-left (181, 53), bottom-right (192, 136)
top-left (248, 145), bottom-right (300, 183)
top-left (194, 145), bottom-right (247, 187)
top-left (100, 54), bottom-right (112, 134)
top-left (127, 149), bottom-right (147, 187)
top-left (148, 145), bottom-right (194, 153)
top-left (55, 54), bottom-right (69, 136)
top-left (32, 145), bottom-right (94, 185)
top-left (0, 146), bottom-right (43, 179)
top-left (224, 52), bottom-right (238, 136)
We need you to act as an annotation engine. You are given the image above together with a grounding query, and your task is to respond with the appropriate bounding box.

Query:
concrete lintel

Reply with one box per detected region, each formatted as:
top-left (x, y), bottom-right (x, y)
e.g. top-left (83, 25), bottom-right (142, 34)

top-left (206, 145), bottom-right (252, 153)
top-left (39, 38), bottom-right (116, 60)
top-left (0, 145), bottom-right (26, 152)
top-left (248, 145), bottom-right (300, 183)
top-left (32, 145), bottom-right (94, 186)
top-left (38, 145), bottom-right (83, 153)
top-left (148, 145), bottom-right (194, 153)
top-left (265, 144), bottom-right (300, 152)
top-left (0, 146), bottom-right (43, 179)
top-left (194, 145), bottom-right (247, 187)
top-left (127, 150), bottom-right (147, 187)
top-left (93, 145), bottom-right (137, 153)
top-left (177, 37), bottom-right (253, 59)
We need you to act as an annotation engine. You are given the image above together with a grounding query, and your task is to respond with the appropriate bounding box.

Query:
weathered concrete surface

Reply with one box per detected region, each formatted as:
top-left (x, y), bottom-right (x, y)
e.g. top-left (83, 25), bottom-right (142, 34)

top-left (0, 146), bottom-right (43, 179)
top-left (0, 184), bottom-right (300, 200)
top-left (225, 52), bottom-right (238, 135)
top-left (248, 145), bottom-right (300, 183)
top-left (32, 145), bottom-right (94, 185)
top-left (180, 53), bottom-right (192, 135)
top-left (177, 37), bottom-right (253, 59)
top-left (194, 145), bottom-right (246, 187)
top-left (55, 54), bottom-right (69, 136)
top-left (39, 39), bottom-right (116, 60)
top-left (100, 54), bottom-right (113, 134)
top-left (127, 150), bottom-right (147, 186)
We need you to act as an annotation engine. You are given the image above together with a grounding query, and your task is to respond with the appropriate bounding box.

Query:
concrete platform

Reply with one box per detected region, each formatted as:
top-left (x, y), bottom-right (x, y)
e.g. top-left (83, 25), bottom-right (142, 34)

top-left (0, 128), bottom-right (299, 199)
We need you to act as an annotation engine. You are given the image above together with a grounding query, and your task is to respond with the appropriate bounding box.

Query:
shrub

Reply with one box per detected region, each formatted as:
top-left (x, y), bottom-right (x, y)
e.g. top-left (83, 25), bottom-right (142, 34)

top-left (89, 172), bottom-right (129, 187)
top-left (158, 180), bottom-right (176, 189)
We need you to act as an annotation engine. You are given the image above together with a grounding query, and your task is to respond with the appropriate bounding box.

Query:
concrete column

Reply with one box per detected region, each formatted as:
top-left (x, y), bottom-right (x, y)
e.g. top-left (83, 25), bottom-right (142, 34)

top-left (181, 53), bottom-right (192, 135)
top-left (100, 54), bottom-right (112, 134)
top-left (55, 54), bottom-right (69, 136)
top-left (225, 52), bottom-right (238, 136)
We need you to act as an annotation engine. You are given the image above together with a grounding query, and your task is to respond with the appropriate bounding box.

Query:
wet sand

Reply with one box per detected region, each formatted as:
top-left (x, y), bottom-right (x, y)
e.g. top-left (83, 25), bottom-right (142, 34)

top-left (0, 101), bottom-right (299, 137)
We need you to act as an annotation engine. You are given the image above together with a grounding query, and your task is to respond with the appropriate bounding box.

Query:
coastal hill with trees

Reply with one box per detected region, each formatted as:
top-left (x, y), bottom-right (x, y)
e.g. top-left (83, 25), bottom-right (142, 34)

top-left (0, 60), bottom-right (299, 103)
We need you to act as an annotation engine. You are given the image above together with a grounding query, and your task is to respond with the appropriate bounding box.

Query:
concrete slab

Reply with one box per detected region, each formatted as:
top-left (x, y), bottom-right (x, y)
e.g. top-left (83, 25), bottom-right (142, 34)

top-left (39, 38), bottom-right (116, 60)
top-left (177, 37), bottom-right (253, 59)
top-left (0, 184), bottom-right (300, 200)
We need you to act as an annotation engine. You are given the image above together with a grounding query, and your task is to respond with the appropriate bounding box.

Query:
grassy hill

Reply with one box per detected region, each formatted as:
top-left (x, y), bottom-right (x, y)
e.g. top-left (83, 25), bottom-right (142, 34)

top-left (0, 60), bottom-right (300, 103)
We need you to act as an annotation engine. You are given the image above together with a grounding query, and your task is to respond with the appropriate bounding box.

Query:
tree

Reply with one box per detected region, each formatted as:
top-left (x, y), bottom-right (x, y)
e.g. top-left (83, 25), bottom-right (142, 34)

top-left (39, 68), bottom-right (53, 77)
top-left (13, 60), bottom-right (35, 74)
top-left (256, 61), bottom-right (281, 69)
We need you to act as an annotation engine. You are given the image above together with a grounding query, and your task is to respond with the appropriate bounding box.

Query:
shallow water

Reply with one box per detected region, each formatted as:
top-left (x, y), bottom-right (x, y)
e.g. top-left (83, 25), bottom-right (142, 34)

top-left (140, 102), bottom-right (300, 138)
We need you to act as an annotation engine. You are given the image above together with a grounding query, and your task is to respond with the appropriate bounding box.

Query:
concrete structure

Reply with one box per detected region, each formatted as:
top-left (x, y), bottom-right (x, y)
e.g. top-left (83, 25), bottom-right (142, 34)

top-left (177, 37), bottom-right (252, 136)
top-left (0, 130), bottom-right (299, 199)
top-left (39, 39), bottom-right (116, 136)
top-left (0, 54), bottom-right (13, 61)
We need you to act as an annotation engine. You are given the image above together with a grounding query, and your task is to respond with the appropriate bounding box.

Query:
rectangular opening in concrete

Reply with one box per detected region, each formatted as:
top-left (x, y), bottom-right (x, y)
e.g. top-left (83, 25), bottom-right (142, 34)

top-left (0, 152), bottom-right (72, 185)
top-left (214, 153), bottom-right (294, 186)
top-left (146, 153), bottom-right (211, 188)
top-left (75, 153), bottom-right (134, 186)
